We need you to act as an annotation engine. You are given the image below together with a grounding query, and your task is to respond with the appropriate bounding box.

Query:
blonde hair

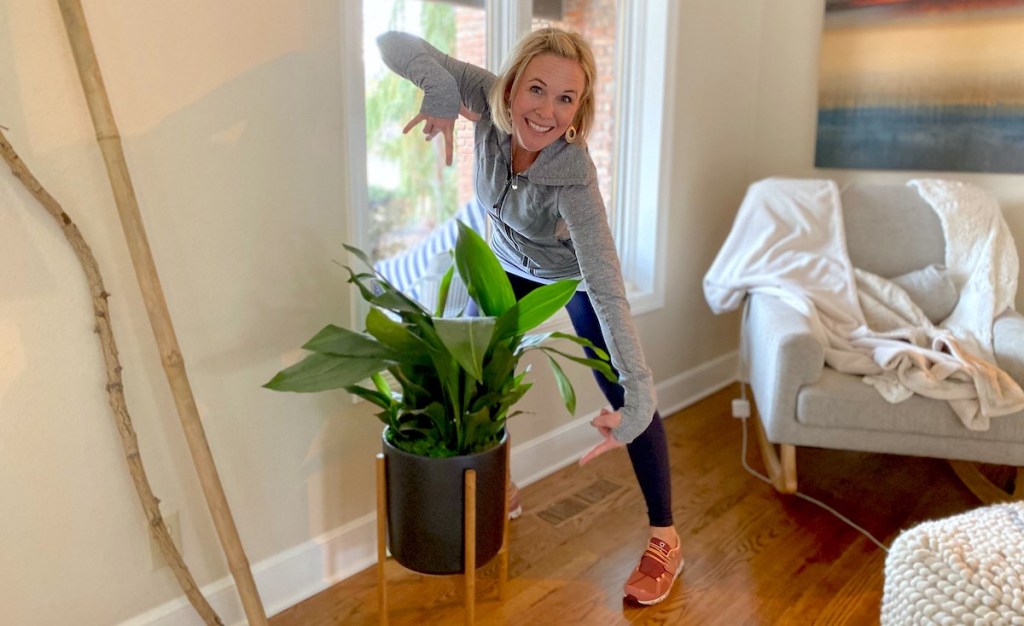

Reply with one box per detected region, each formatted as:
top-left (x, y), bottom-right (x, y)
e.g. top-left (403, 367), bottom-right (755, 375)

top-left (488, 27), bottom-right (597, 144)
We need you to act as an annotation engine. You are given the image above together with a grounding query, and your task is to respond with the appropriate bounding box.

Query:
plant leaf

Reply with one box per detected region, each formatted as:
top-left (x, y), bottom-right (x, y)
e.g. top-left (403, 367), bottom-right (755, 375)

top-left (544, 354), bottom-right (576, 414)
top-left (491, 306), bottom-right (520, 347)
top-left (434, 261), bottom-right (455, 318)
top-left (462, 406), bottom-right (504, 454)
top-left (404, 317), bottom-right (461, 407)
top-left (507, 280), bottom-right (578, 335)
top-left (302, 324), bottom-right (399, 360)
top-left (371, 290), bottom-right (427, 315)
top-left (434, 317), bottom-right (496, 383)
top-left (344, 249), bottom-right (429, 316)
top-left (263, 353), bottom-right (389, 392)
top-left (344, 384), bottom-right (393, 410)
top-left (365, 307), bottom-right (432, 364)
top-left (549, 331), bottom-right (611, 361)
top-left (343, 243), bottom-right (374, 269)
top-left (390, 363), bottom-right (440, 411)
top-left (388, 401), bottom-right (454, 457)
top-left (537, 347), bottom-right (618, 383)
top-left (517, 331), bottom-right (553, 351)
top-left (455, 221), bottom-right (515, 316)
top-left (346, 268), bottom-right (382, 303)
top-left (482, 341), bottom-right (516, 390)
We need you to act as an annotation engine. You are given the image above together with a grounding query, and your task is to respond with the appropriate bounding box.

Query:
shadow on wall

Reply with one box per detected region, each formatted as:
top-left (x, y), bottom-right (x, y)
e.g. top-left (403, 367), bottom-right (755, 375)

top-left (131, 48), bottom-right (377, 539)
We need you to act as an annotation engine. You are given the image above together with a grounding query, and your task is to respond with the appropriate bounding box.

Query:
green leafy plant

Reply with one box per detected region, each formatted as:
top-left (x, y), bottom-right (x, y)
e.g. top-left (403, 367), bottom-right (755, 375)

top-left (264, 222), bottom-right (616, 458)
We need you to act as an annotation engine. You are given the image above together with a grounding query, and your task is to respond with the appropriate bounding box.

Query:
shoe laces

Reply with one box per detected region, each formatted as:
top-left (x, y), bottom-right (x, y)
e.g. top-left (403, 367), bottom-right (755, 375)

top-left (638, 539), bottom-right (674, 579)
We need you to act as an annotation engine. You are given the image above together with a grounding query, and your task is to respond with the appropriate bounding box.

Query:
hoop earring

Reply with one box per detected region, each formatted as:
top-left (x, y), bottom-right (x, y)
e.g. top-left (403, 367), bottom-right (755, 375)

top-left (565, 125), bottom-right (578, 144)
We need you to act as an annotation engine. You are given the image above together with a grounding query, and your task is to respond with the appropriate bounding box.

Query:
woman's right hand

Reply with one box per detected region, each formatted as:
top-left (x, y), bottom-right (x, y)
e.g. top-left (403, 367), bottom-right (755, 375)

top-left (579, 407), bottom-right (626, 466)
top-left (402, 105), bottom-right (480, 166)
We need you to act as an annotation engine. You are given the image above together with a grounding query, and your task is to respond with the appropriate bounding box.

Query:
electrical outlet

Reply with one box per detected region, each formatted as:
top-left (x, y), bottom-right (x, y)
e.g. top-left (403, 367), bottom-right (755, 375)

top-left (149, 510), bottom-right (182, 570)
top-left (731, 398), bottom-right (751, 419)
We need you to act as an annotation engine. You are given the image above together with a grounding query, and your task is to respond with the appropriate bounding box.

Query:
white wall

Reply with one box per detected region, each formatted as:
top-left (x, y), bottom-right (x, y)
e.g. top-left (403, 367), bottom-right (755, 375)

top-left (2, 2), bottom-right (367, 624)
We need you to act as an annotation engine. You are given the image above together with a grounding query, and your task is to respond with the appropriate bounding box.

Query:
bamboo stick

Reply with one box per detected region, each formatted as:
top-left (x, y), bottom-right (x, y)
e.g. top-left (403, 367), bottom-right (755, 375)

top-left (1, 129), bottom-right (223, 626)
top-left (54, 2), bottom-right (268, 623)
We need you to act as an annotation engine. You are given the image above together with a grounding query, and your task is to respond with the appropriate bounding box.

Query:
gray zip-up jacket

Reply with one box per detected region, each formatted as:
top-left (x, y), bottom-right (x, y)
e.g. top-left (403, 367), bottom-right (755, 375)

top-left (377, 32), bottom-right (655, 444)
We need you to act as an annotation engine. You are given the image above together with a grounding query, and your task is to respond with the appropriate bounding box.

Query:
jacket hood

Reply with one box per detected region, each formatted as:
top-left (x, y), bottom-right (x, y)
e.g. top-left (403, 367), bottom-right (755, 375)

top-left (508, 134), bottom-right (596, 187)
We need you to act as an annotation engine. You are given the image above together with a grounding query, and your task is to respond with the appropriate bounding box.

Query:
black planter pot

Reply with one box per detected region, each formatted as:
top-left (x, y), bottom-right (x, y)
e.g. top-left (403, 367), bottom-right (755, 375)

top-left (382, 429), bottom-right (508, 575)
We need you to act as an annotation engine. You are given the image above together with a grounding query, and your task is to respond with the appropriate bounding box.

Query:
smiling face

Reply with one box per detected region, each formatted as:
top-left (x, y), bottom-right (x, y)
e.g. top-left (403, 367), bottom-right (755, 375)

top-left (508, 54), bottom-right (586, 156)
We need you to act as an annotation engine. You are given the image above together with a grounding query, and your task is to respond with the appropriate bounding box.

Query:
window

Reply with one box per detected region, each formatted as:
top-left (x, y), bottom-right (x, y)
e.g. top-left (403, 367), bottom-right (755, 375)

top-left (343, 0), bottom-right (674, 314)
top-left (360, 0), bottom-right (483, 264)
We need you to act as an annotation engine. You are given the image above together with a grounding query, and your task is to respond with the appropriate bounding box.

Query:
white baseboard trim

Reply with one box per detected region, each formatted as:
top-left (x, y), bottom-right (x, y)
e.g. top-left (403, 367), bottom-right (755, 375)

top-left (510, 350), bottom-right (737, 486)
top-left (122, 352), bottom-right (738, 626)
top-left (656, 350), bottom-right (738, 418)
top-left (118, 514), bottom-right (379, 626)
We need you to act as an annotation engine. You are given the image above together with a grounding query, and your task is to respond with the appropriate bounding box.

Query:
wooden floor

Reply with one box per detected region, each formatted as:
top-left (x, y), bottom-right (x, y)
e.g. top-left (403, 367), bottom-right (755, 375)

top-left (270, 384), bottom-right (982, 625)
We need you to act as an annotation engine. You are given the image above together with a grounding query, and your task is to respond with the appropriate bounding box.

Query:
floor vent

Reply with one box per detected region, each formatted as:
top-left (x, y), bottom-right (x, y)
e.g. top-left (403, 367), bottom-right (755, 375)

top-left (537, 478), bottom-right (624, 526)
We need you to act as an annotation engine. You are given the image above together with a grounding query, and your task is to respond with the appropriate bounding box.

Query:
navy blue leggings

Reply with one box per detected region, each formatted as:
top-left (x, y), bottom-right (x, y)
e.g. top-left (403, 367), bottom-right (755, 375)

top-left (504, 273), bottom-right (674, 527)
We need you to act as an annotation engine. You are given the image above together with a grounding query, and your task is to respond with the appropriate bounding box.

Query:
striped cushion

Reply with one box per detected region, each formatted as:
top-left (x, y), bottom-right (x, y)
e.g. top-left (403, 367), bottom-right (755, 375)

top-left (373, 202), bottom-right (488, 313)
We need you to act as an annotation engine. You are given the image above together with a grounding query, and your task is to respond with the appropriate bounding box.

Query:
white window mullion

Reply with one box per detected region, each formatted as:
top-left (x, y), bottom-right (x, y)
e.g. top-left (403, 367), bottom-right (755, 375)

top-left (341, 1), bottom-right (371, 328)
top-left (612, 0), bottom-right (672, 314)
top-left (612, 0), bottom-right (643, 294)
top-left (485, 0), bottom-right (531, 71)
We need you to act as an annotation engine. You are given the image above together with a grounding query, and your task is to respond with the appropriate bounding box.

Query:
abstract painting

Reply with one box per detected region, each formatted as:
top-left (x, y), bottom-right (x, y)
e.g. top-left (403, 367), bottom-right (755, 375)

top-left (815, 0), bottom-right (1024, 173)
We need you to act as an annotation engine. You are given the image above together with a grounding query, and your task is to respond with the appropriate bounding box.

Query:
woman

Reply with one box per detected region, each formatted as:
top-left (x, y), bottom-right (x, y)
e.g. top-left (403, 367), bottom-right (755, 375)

top-left (377, 27), bottom-right (681, 606)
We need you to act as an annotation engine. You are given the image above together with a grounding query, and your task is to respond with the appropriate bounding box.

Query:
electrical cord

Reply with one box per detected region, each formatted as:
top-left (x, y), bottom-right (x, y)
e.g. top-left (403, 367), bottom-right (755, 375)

top-left (735, 296), bottom-right (890, 553)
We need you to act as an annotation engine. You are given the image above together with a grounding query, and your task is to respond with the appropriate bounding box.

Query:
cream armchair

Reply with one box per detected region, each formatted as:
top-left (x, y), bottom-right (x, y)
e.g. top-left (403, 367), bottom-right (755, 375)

top-left (714, 180), bottom-right (1024, 503)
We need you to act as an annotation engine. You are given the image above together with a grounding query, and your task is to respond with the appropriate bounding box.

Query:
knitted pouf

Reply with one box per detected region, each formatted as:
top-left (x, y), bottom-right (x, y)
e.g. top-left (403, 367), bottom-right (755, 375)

top-left (881, 502), bottom-right (1024, 625)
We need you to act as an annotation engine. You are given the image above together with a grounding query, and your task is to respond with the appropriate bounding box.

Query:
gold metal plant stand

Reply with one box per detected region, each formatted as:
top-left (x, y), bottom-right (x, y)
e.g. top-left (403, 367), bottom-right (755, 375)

top-left (375, 450), bottom-right (511, 626)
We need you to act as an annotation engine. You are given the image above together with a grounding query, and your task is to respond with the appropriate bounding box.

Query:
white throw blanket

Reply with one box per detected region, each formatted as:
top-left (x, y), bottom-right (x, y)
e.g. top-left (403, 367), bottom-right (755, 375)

top-left (704, 178), bottom-right (1023, 430)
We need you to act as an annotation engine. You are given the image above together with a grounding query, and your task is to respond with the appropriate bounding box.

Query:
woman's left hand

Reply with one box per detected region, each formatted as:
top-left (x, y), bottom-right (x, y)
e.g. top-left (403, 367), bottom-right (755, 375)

top-left (579, 407), bottom-right (626, 466)
top-left (400, 105), bottom-right (481, 166)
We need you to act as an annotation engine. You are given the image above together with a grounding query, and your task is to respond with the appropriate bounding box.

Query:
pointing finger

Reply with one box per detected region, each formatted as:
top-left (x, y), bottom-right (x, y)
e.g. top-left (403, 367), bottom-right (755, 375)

top-left (402, 114), bottom-right (425, 135)
top-left (579, 439), bottom-right (618, 466)
top-left (443, 126), bottom-right (454, 165)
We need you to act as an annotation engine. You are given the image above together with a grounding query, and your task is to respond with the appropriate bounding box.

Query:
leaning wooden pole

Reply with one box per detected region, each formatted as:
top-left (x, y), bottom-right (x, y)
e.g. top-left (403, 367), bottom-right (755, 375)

top-left (55, 2), bottom-right (268, 624)
top-left (0, 129), bottom-right (223, 626)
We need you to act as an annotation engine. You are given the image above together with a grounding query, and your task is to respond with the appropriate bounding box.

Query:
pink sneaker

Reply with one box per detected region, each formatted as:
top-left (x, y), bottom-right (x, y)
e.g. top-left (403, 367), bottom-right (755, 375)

top-left (507, 481), bottom-right (523, 520)
top-left (623, 537), bottom-right (684, 605)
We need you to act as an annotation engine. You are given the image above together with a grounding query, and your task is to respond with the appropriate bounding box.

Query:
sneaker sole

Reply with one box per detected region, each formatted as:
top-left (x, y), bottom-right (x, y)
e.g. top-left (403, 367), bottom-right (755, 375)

top-left (625, 558), bottom-right (685, 606)
top-left (508, 504), bottom-right (523, 520)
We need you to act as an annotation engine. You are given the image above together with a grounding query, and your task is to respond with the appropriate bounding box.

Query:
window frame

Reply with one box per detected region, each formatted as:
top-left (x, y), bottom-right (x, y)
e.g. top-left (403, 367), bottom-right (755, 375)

top-left (341, 0), bottom-right (675, 324)
top-left (611, 0), bottom-right (674, 315)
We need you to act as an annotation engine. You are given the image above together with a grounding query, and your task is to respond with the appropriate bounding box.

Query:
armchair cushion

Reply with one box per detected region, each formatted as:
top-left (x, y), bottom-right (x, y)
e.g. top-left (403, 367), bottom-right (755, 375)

top-left (842, 183), bottom-right (945, 277)
top-left (889, 263), bottom-right (959, 324)
top-left (994, 310), bottom-right (1024, 388)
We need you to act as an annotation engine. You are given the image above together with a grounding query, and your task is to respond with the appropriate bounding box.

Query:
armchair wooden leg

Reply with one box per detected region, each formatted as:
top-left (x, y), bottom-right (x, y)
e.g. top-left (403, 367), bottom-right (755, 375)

top-left (751, 415), bottom-right (797, 494)
top-left (948, 460), bottom-right (1024, 504)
